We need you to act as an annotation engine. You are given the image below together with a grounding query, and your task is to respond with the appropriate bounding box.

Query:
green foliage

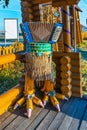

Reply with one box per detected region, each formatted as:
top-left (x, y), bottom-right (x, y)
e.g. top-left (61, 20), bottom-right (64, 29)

top-left (5, 0), bottom-right (9, 6)
top-left (81, 59), bottom-right (87, 94)
top-left (78, 40), bottom-right (87, 49)
top-left (0, 61), bottom-right (24, 94)
top-left (0, 0), bottom-right (9, 7)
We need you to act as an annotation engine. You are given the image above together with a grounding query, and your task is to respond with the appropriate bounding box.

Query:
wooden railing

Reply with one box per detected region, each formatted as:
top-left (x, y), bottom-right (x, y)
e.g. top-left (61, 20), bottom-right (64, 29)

top-left (0, 41), bottom-right (24, 55)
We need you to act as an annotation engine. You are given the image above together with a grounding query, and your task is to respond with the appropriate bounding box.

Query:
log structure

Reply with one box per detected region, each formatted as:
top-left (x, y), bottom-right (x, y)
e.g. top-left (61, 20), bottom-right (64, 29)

top-left (20, 0), bottom-right (82, 51)
top-left (53, 52), bottom-right (82, 98)
top-left (0, 0), bottom-right (83, 116)
top-left (33, 4), bottom-right (40, 21)
top-left (61, 6), bottom-right (71, 52)
top-left (21, 0), bottom-right (33, 22)
top-left (20, 0), bottom-right (82, 98)
top-left (70, 5), bottom-right (82, 46)
top-left (52, 0), bottom-right (80, 7)
top-left (60, 56), bottom-right (72, 98)
top-left (76, 9), bottom-right (82, 44)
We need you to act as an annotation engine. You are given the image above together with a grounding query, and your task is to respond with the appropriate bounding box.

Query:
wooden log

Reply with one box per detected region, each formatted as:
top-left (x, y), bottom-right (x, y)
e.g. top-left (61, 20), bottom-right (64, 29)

top-left (53, 58), bottom-right (61, 64)
top-left (28, 8), bottom-right (33, 13)
top-left (71, 80), bottom-right (82, 87)
top-left (22, 13), bottom-right (29, 18)
top-left (71, 60), bottom-right (80, 66)
top-left (60, 64), bottom-right (71, 72)
top-left (72, 87), bottom-right (82, 93)
top-left (56, 71), bottom-right (61, 78)
top-left (56, 78), bottom-right (62, 83)
top-left (21, 1), bottom-right (32, 8)
top-left (54, 62), bottom-right (61, 67)
top-left (56, 84), bottom-right (61, 90)
top-left (56, 68), bottom-right (61, 73)
top-left (33, 11), bottom-right (40, 17)
top-left (33, 17), bottom-right (40, 21)
top-left (72, 92), bottom-right (82, 98)
top-left (32, 0), bottom-right (51, 5)
top-left (62, 6), bottom-right (71, 52)
top-left (29, 14), bottom-right (34, 19)
top-left (53, 52), bottom-right (81, 60)
top-left (62, 91), bottom-right (72, 98)
top-left (56, 72), bottom-right (61, 77)
top-left (60, 70), bottom-right (71, 79)
top-left (21, 8), bottom-right (33, 13)
top-left (22, 17), bottom-right (32, 22)
top-left (61, 78), bottom-right (72, 85)
top-left (32, 4), bottom-right (40, 21)
top-left (72, 73), bottom-right (82, 80)
top-left (71, 66), bottom-right (81, 73)
top-left (60, 56), bottom-right (71, 65)
top-left (21, 0), bottom-right (34, 22)
top-left (32, 4), bottom-right (40, 11)
top-left (52, 0), bottom-right (80, 7)
top-left (61, 85), bottom-right (72, 92)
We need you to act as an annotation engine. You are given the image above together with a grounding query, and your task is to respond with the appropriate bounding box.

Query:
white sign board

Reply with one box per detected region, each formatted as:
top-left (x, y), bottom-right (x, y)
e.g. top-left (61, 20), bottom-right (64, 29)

top-left (4, 19), bottom-right (18, 39)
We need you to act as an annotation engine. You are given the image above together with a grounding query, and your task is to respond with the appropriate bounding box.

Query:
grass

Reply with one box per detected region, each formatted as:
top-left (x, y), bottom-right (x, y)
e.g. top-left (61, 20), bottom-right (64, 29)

top-left (78, 40), bottom-right (87, 95)
top-left (0, 61), bottom-right (24, 94)
top-left (78, 40), bottom-right (87, 49)
top-left (81, 59), bottom-right (87, 95)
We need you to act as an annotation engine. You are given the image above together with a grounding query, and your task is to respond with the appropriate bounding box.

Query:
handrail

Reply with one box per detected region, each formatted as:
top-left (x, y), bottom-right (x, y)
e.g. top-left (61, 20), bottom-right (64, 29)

top-left (0, 42), bottom-right (24, 55)
top-left (0, 52), bottom-right (25, 66)
top-left (0, 42), bottom-right (25, 69)
top-left (0, 84), bottom-right (23, 115)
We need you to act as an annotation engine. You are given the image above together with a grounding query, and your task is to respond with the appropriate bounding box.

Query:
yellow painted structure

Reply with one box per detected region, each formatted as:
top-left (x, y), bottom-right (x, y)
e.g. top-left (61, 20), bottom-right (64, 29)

top-left (0, 54), bottom-right (16, 66)
top-left (16, 97), bottom-right (25, 106)
top-left (0, 52), bottom-right (24, 67)
top-left (0, 84), bottom-right (23, 115)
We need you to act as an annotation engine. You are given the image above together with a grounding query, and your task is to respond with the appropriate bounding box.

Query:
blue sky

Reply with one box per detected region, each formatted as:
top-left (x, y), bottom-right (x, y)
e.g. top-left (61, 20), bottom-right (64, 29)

top-left (78, 0), bottom-right (87, 26)
top-left (0, 0), bottom-right (22, 30)
top-left (0, 0), bottom-right (87, 30)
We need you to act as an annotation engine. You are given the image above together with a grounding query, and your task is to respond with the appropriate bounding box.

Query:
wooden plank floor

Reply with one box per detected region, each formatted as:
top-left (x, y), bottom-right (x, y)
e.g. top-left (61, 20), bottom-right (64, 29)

top-left (0, 97), bottom-right (87, 130)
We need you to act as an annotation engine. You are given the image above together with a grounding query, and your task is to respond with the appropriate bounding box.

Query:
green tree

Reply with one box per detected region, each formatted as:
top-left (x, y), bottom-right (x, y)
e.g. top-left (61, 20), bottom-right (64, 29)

top-left (0, 0), bottom-right (9, 7)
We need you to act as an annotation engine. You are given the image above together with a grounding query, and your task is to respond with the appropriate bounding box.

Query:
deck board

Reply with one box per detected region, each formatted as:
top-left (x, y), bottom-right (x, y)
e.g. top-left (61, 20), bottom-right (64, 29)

top-left (36, 99), bottom-right (65, 130)
top-left (0, 112), bottom-right (11, 124)
top-left (47, 98), bottom-right (74, 130)
top-left (58, 98), bottom-right (82, 130)
top-left (0, 113), bottom-right (17, 130)
top-left (68, 99), bottom-right (87, 130)
top-left (26, 109), bottom-right (49, 130)
top-left (15, 106), bottom-right (43, 130)
top-left (0, 97), bottom-right (87, 130)
top-left (79, 104), bottom-right (87, 130)
top-left (4, 115), bottom-right (25, 130)
top-left (36, 110), bottom-right (57, 130)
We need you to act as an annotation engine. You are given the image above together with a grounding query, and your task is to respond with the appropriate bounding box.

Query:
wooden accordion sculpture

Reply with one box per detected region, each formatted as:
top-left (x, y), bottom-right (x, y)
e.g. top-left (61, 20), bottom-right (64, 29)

top-left (17, 22), bottom-right (64, 118)
top-left (20, 22), bottom-right (63, 81)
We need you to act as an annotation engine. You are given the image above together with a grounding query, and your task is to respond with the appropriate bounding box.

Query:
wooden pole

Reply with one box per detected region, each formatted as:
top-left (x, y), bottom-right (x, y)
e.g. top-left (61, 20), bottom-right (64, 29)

top-left (73, 5), bottom-right (77, 52)
top-left (62, 6), bottom-right (71, 52)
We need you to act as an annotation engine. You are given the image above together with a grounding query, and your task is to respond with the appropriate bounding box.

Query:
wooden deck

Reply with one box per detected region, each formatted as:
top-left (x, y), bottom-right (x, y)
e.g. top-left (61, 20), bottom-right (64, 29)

top-left (0, 97), bottom-right (87, 130)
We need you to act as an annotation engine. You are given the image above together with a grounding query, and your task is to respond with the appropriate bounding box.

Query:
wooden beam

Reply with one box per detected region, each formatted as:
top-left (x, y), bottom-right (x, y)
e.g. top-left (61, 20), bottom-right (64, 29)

top-left (52, 0), bottom-right (80, 7)
top-left (32, 0), bottom-right (52, 4)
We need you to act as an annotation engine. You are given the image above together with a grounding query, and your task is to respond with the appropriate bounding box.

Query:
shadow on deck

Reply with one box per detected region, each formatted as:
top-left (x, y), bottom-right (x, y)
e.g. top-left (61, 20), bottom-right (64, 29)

top-left (0, 97), bottom-right (87, 130)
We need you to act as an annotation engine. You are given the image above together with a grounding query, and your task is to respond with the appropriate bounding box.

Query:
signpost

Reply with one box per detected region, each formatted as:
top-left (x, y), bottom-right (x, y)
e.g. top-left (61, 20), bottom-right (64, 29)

top-left (4, 19), bottom-right (18, 45)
